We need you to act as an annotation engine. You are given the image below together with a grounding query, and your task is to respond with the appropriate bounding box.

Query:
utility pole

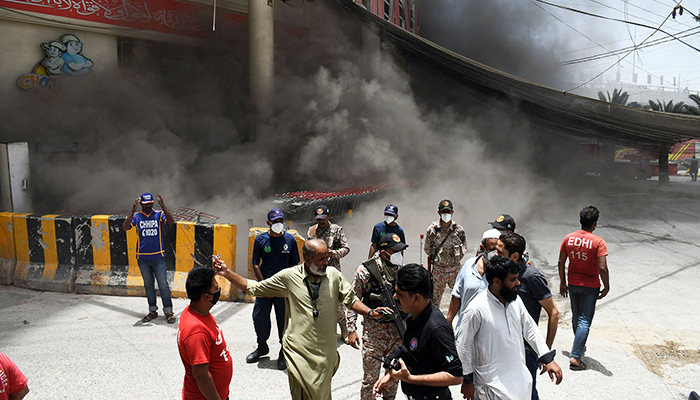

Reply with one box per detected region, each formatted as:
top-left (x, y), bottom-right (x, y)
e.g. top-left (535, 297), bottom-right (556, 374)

top-left (249, 0), bottom-right (275, 143)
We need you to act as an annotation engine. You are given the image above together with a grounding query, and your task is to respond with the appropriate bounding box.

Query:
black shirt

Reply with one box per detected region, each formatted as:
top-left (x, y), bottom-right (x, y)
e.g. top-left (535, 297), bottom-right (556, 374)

top-left (517, 260), bottom-right (552, 322)
top-left (390, 302), bottom-right (462, 397)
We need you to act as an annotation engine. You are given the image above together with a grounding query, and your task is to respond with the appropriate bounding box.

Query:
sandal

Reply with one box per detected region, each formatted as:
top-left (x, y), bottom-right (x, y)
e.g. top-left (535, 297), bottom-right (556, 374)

top-left (569, 361), bottom-right (587, 371)
top-left (166, 312), bottom-right (177, 324)
top-left (141, 311), bottom-right (158, 323)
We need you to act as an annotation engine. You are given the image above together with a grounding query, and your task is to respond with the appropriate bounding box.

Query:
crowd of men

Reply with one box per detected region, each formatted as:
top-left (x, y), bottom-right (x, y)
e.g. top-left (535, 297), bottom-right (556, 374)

top-left (118, 194), bottom-right (610, 400)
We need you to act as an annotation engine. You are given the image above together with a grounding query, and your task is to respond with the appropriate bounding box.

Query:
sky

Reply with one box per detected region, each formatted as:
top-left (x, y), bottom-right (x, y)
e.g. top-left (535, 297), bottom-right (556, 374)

top-left (413, 0), bottom-right (700, 103)
top-left (531, 0), bottom-right (700, 93)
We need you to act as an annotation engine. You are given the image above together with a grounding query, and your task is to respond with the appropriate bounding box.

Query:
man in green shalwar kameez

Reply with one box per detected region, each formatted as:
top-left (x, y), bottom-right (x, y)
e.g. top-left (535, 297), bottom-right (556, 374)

top-left (214, 239), bottom-right (390, 400)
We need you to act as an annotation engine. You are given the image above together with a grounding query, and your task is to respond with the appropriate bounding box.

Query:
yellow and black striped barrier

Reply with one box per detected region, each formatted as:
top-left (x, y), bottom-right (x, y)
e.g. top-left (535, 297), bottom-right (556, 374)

top-left (246, 227), bottom-right (305, 303)
top-left (0, 212), bottom-right (16, 285)
top-left (12, 213), bottom-right (76, 293)
top-left (74, 216), bottom-right (238, 301)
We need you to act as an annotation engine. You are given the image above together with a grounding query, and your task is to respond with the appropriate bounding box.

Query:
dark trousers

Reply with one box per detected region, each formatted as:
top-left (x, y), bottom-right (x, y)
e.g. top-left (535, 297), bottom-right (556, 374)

top-left (525, 344), bottom-right (540, 400)
top-left (252, 296), bottom-right (285, 346)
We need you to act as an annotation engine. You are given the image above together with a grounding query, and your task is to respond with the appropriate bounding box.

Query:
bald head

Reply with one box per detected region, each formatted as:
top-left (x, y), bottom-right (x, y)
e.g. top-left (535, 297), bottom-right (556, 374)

top-left (303, 239), bottom-right (328, 277)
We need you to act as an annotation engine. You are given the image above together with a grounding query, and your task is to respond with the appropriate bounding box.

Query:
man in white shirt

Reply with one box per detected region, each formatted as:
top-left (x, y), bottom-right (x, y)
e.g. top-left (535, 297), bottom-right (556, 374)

top-left (456, 255), bottom-right (563, 400)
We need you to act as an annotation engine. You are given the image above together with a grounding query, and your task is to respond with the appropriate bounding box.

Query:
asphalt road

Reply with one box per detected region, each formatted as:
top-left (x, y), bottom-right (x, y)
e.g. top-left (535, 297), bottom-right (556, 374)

top-left (1, 184), bottom-right (699, 399)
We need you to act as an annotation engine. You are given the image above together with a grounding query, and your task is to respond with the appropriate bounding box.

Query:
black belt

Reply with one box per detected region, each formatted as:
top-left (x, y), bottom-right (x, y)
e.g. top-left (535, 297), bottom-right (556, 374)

top-left (405, 388), bottom-right (452, 400)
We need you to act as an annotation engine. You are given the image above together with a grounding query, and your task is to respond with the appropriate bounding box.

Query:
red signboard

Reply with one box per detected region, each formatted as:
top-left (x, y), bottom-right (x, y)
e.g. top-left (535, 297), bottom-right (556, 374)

top-left (0, 0), bottom-right (248, 39)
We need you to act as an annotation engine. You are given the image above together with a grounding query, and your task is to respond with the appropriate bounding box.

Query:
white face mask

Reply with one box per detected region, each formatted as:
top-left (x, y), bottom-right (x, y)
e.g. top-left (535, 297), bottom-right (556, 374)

top-left (309, 261), bottom-right (327, 276)
top-left (385, 215), bottom-right (396, 224)
top-left (389, 252), bottom-right (403, 266)
top-left (271, 222), bottom-right (284, 234)
top-left (441, 213), bottom-right (452, 223)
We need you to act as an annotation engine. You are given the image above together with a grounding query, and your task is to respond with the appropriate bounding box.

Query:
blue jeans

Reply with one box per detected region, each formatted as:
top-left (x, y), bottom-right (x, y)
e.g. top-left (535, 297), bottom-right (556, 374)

top-left (525, 344), bottom-right (539, 400)
top-left (252, 296), bottom-right (285, 347)
top-left (138, 258), bottom-right (173, 314)
top-left (569, 284), bottom-right (599, 359)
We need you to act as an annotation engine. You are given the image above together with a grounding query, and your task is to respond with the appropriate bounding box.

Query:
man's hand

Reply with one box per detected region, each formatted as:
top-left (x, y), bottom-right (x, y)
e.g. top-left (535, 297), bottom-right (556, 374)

top-left (461, 382), bottom-right (474, 400)
top-left (131, 198), bottom-right (140, 213)
top-left (212, 258), bottom-right (230, 275)
top-left (373, 373), bottom-right (394, 396)
top-left (387, 358), bottom-right (410, 382)
top-left (559, 282), bottom-right (568, 297)
top-left (598, 286), bottom-right (609, 299)
top-left (539, 361), bottom-right (563, 385)
top-left (156, 194), bottom-right (165, 207)
top-left (368, 307), bottom-right (394, 321)
top-left (347, 331), bottom-right (360, 349)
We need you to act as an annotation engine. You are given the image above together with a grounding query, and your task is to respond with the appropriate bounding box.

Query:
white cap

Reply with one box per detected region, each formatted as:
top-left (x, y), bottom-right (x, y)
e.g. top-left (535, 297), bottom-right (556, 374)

top-left (481, 229), bottom-right (501, 241)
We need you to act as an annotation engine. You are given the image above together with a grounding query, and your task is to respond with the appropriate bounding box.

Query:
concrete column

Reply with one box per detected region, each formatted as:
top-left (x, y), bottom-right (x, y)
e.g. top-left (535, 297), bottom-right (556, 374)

top-left (658, 144), bottom-right (671, 186)
top-left (249, 0), bottom-right (275, 143)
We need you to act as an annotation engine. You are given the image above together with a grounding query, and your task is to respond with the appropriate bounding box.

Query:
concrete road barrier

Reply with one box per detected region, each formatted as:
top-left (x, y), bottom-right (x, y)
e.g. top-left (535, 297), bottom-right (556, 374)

top-left (13, 213), bottom-right (75, 292)
top-left (0, 212), bottom-right (16, 285)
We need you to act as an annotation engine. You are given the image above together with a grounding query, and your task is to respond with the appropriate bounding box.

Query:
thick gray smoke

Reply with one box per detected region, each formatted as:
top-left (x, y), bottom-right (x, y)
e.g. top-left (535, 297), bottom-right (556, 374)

top-left (413, 0), bottom-right (572, 88)
top-left (0, 1), bottom-right (590, 271)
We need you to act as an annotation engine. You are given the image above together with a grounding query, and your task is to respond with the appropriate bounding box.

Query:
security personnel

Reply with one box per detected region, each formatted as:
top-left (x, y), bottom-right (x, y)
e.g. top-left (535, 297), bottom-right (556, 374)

top-left (307, 204), bottom-right (351, 342)
top-left (348, 233), bottom-right (407, 400)
top-left (247, 208), bottom-right (300, 370)
top-left (369, 204), bottom-right (406, 258)
top-left (424, 199), bottom-right (468, 308)
top-left (374, 264), bottom-right (462, 400)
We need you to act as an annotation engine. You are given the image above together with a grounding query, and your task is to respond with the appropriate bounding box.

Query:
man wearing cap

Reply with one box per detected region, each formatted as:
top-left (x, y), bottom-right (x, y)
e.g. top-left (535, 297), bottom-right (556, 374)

top-left (248, 208), bottom-right (301, 370)
top-left (446, 229), bottom-right (500, 336)
top-left (424, 199), bottom-right (468, 308)
top-left (488, 214), bottom-right (516, 233)
top-left (123, 193), bottom-right (176, 324)
top-left (369, 205), bottom-right (406, 258)
top-left (348, 233), bottom-right (407, 400)
top-left (307, 205), bottom-right (351, 342)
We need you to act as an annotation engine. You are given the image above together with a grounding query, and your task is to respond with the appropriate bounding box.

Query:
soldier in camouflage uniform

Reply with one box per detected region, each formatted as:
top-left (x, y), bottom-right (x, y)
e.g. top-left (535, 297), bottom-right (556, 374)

top-left (347, 233), bottom-right (407, 400)
top-left (424, 199), bottom-right (468, 308)
top-left (307, 205), bottom-right (351, 341)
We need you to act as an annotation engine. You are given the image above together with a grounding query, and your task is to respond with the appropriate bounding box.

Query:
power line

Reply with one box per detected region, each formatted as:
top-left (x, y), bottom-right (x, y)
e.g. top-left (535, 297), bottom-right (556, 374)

top-left (561, 25), bottom-right (700, 64)
top-left (533, 0), bottom-right (700, 52)
top-left (560, 0), bottom-right (677, 91)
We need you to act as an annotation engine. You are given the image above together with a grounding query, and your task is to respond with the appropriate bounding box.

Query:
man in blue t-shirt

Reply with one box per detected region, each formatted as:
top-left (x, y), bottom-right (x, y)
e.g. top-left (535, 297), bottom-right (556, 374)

top-left (123, 193), bottom-right (175, 324)
top-left (246, 208), bottom-right (301, 370)
top-left (368, 204), bottom-right (406, 258)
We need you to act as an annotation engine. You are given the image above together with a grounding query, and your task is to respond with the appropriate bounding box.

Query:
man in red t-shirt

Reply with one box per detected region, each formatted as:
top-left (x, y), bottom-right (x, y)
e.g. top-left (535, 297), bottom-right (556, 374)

top-left (0, 352), bottom-right (29, 400)
top-left (558, 205), bottom-right (610, 371)
top-left (178, 267), bottom-right (233, 400)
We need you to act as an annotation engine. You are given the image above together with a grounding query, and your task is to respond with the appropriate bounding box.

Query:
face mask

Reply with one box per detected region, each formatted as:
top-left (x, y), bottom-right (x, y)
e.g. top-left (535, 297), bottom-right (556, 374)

top-left (209, 289), bottom-right (221, 305)
top-left (385, 215), bottom-right (395, 224)
top-left (309, 261), bottom-right (327, 276)
top-left (484, 250), bottom-right (497, 262)
top-left (389, 252), bottom-right (403, 266)
top-left (271, 222), bottom-right (284, 234)
top-left (441, 213), bottom-right (452, 223)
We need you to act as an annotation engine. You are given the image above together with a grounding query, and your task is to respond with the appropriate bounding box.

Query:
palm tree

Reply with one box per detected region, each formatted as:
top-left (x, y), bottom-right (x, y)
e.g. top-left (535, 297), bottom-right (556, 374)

top-left (598, 88), bottom-right (629, 105)
top-left (686, 94), bottom-right (700, 115)
top-left (647, 99), bottom-right (689, 113)
top-left (596, 88), bottom-right (644, 109)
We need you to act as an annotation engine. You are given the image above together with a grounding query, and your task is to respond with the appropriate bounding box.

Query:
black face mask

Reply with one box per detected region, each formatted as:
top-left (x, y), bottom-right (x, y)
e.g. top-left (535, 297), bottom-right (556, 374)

top-left (209, 289), bottom-right (221, 305)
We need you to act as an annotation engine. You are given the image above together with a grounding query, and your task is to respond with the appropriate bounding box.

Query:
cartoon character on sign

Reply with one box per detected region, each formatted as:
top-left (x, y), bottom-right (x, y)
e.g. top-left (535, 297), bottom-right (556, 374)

top-left (17, 33), bottom-right (96, 90)
top-left (60, 34), bottom-right (93, 75)
top-left (41, 40), bottom-right (66, 75)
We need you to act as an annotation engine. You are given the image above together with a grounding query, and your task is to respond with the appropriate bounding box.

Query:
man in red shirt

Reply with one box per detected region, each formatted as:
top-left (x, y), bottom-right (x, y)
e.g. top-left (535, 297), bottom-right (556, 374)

top-left (0, 352), bottom-right (29, 400)
top-left (558, 205), bottom-right (610, 371)
top-left (178, 268), bottom-right (233, 400)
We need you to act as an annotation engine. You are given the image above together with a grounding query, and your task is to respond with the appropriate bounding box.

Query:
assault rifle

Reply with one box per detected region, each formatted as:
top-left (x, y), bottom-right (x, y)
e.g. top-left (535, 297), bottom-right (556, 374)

top-left (363, 260), bottom-right (405, 341)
